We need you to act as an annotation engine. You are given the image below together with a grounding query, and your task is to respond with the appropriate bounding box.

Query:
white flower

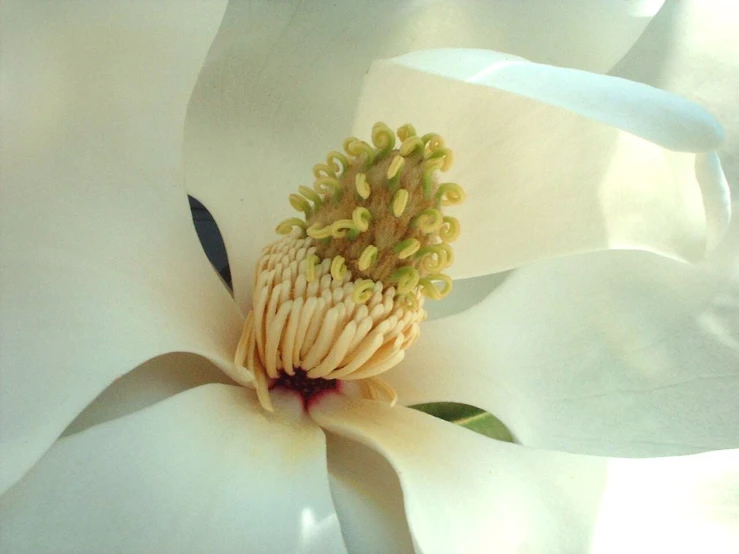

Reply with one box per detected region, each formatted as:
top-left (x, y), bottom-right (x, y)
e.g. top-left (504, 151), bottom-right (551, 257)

top-left (2, 2), bottom-right (738, 553)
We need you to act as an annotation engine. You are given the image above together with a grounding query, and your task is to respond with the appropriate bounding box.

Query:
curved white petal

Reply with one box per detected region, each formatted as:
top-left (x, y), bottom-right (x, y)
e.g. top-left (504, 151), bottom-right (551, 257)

top-left (63, 352), bottom-right (236, 437)
top-left (0, 1), bottom-right (240, 494)
top-left (0, 385), bottom-right (347, 554)
top-left (183, 1), bottom-right (664, 310)
top-left (326, 434), bottom-right (416, 554)
top-left (352, 49), bottom-right (730, 278)
top-left (312, 396), bottom-right (739, 554)
top-left (388, 210), bottom-right (739, 457)
top-left (612, 0), bottom-right (739, 190)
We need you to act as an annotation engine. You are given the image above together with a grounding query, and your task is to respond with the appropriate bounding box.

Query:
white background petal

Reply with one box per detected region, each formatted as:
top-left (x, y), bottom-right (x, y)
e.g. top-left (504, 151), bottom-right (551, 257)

top-left (312, 396), bottom-right (739, 553)
top-left (387, 207), bottom-right (739, 457)
top-left (352, 50), bottom-right (729, 278)
top-left (0, 1), bottom-right (240, 493)
top-left (183, 1), bottom-right (664, 309)
top-left (611, 0), bottom-right (739, 193)
top-left (0, 385), bottom-right (347, 554)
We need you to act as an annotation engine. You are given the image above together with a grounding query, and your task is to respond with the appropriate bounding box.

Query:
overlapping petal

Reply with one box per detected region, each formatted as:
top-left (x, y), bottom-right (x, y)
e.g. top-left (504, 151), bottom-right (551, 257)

top-left (0, 385), bottom-right (347, 553)
top-left (312, 396), bottom-right (739, 553)
top-left (326, 434), bottom-right (416, 554)
top-left (183, 1), bottom-right (665, 310)
top-left (352, 49), bottom-right (729, 278)
top-left (387, 207), bottom-right (739, 457)
top-left (0, 1), bottom-right (240, 493)
top-left (612, 0), bottom-right (739, 190)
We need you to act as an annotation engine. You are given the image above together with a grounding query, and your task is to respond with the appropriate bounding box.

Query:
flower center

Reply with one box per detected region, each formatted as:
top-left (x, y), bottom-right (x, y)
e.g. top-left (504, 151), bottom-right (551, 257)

top-left (273, 369), bottom-right (340, 409)
top-left (234, 122), bottom-right (465, 411)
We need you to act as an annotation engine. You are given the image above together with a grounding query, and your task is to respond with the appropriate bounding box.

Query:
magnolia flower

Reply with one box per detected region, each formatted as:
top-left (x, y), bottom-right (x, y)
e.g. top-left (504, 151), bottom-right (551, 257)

top-left (2, 2), bottom-right (739, 553)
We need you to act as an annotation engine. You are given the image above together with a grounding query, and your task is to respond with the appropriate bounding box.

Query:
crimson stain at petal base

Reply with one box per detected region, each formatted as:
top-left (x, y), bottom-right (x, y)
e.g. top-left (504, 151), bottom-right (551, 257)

top-left (272, 370), bottom-right (341, 410)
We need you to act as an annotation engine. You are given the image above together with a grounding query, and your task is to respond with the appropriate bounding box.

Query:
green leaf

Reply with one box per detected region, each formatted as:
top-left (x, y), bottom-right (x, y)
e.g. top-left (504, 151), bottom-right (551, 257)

top-left (411, 402), bottom-right (515, 443)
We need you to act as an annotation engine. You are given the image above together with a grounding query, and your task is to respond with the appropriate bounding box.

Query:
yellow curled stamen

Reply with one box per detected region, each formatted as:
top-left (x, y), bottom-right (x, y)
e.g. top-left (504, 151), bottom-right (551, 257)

top-left (391, 189), bottom-right (409, 217)
top-left (355, 173), bottom-right (371, 199)
top-left (352, 207), bottom-right (371, 232)
top-left (399, 136), bottom-right (424, 157)
top-left (393, 238), bottom-right (421, 260)
top-left (437, 242), bottom-right (455, 269)
top-left (314, 176), bottom-right (342, 198)
top-left (331, 219), bottom-right (357, 238)
top-left (371, 122), bottom-right (396, 158)
top-left (313, 163), bottom-right (336, 179)
top-left (426, 147), bottom-right (454, 171)
top-left (439, 216), bottom-right (461, 242)
top-left (304, 254), bottom-right (320, 282)
top-left (358, 245), bottom-right (378, 270)
top-left (289, 193), bottom-right (312, 216)
top-left (306, 223), bottom-right (333, 239)
top-left (411, 208), bottom-right (443, 233)
top-left (422, 133), bottom-right (445, 152)
top-left (421, 158), bottom-right (444, 198)
top-left (390, 266), bottom-right (420, 295)
top-left (326, 151), bottom-right (350, 175)
top-left (415, 245), bottom-right (448, 273)
top-left (435, 182), bottom-right (466, 207)
top-left (276, 218), bottom-right (307, 235)
top-left (342, 136), bottom-right (360, 153)
top-left (298, 185), bottom-right (322, 206)
top-left (397, 123), bottom-right (417, 142)
top-left (352, 279), bottom-right (375, 304)
top-left (345, 139), bottom-right (374, 170)
top-left (330, 256), bottom-right (347, 281)
top-left (419, 274), bottom-right (453, 299)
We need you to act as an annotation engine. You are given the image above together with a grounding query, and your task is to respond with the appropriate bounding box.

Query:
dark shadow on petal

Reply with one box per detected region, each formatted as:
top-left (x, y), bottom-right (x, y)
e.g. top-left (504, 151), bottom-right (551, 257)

top-left (189, 195), bottom-right (232, 290)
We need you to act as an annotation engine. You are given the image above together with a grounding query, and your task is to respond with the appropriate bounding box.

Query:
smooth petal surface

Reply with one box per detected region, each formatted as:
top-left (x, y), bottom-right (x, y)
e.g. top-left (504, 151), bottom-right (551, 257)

top-left (387, 208), bottom-right (739, 457)
top-left (612, 0), bottom-right (739, 192)
top-left (353, 49), bottom-right (729, 278)
top-left (326, 433), bottom-right (416, 554)
top-left (0, 1), bottom-right (240, 493)
top-left (312, 396), bottom-right (739, 554)
top-left (0, 385), bottom-right (347, 554)
top-left (183, 1), bottom-right (664, 309)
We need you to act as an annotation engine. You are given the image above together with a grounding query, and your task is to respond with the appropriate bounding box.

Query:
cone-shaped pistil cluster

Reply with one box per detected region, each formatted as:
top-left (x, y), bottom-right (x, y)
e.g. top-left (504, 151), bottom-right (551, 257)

top-left (235, 123), bottom-right (465, 411)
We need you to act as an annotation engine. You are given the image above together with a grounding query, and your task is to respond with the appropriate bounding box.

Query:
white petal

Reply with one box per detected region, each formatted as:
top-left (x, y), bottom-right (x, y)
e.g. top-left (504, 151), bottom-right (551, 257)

top-left (312, 396), bottom-right (739, 554)
top-left (0, 1), bottom-right (240, 494)
top-left (63, 352), bottom-right (236, 437)
top-left (387, 208), bottom-right (739, 457)
top-left (0, 385), bottom-right (347, 554)
top-left (183, 1), bottom-right (664, 309)
top-left (353, 48), bottom-right (730, 278)
top-left (326, 434), bottom-right (416, 554)
top-left (612, 0), bottom-right (739, 190)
